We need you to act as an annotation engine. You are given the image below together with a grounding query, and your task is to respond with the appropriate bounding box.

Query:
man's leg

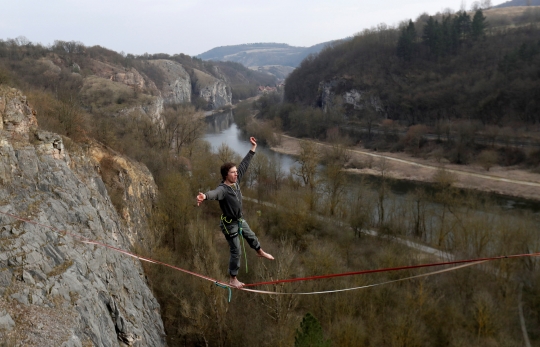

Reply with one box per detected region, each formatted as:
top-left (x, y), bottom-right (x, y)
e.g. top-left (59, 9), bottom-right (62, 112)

top-left (226, 235), bottom-right (244, 288)
top-left (240, 220), bottom-right (274, 260)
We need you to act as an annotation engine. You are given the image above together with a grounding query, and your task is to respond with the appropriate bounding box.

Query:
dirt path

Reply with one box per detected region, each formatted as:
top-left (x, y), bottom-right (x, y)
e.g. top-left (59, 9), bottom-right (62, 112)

top-left (271, 134), bottom-right (540, 201)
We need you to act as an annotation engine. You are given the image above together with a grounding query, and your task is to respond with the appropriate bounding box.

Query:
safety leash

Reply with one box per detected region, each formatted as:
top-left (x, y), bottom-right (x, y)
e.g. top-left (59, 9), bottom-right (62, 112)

top-left (238, 219), bottom-right (248, 273)
top-left (214, 282), bottom-right (232, 302)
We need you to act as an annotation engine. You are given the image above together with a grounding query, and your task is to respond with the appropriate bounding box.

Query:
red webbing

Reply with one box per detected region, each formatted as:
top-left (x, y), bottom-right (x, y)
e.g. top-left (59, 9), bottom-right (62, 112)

top-left (0, 210), bottom-right (227, 286)
top-left (243, 252), bottom-right (540, 287)
top-left (2, 209), bottom-right (538, 290)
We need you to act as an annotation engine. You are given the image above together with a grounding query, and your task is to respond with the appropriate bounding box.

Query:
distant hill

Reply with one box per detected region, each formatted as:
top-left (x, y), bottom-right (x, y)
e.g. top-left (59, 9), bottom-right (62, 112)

top-left (197, 41), bottom-right (340, 68)
top-left (495, 0), bottom-right (540, 7)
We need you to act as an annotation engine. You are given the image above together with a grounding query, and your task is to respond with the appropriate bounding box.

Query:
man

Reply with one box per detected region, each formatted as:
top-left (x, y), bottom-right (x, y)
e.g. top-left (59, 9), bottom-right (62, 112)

top-left (196, 137), bottom-right (274, 288)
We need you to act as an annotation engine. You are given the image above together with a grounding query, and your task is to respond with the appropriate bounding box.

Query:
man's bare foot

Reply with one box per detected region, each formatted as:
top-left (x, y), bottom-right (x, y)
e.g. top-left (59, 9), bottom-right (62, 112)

top-left (229, 277), bottom-right (245, 288)
top-left (257, 249), bottom-right (274, 260)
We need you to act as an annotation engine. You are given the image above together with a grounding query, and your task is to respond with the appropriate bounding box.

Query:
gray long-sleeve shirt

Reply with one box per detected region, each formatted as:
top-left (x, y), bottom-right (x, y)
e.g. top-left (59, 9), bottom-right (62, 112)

top-left (204, 150), bottom-right (254, 220)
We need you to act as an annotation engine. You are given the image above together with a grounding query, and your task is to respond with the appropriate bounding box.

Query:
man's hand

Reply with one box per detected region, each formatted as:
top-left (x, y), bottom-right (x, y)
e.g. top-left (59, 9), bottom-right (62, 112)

top-left (250, 136), bottom-right (257, 152)
top-left (196, 192), bottom-right (206, 206)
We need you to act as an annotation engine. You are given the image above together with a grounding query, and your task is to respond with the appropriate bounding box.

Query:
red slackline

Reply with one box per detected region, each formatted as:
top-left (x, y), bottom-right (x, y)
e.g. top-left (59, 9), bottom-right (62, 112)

top-left (1, 209), bottom-right (538, 290)
top-left (243, 252), bottom-right (540, 287)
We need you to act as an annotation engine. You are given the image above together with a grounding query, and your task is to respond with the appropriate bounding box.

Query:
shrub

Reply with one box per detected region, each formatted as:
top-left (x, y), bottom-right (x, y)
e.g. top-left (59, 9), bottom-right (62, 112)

top-left (525, 149), bottom-right (540, 171)
top-left (497, 147), bottom-right (526, 166)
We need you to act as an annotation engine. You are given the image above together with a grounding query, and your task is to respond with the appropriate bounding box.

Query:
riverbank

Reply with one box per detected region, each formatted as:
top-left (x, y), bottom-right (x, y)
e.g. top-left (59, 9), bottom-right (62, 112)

top-left (271, 134), bottom-right (540, 202)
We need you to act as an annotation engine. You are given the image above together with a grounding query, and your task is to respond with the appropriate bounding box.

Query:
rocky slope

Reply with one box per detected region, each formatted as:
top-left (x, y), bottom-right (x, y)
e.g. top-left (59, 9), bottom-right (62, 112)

top-left (0, 86), bottom-right (166, 346)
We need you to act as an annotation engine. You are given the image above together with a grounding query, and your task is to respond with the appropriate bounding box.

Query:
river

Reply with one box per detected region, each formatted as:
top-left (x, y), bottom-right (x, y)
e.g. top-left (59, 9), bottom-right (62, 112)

top-left (204, 110), bottom-right (540, 215)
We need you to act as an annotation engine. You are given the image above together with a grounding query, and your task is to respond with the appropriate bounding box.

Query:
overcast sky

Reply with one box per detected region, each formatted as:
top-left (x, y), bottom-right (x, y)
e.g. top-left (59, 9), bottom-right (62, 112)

top-left (2, 0), bottom-right (505, 57)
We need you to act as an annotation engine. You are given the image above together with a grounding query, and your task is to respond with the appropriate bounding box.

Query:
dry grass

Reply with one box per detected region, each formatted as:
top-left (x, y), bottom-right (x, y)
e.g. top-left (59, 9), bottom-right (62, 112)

top-left (79, 75), bottom-right (152, 113)
top-left (485, 6), bottom-right (540, 28)
top-left (46, 259), bottom-right (73, 277)
top-left (0, 296), bottom-right (77, 347)
top-left (193, 69), bottom-right (216, 87)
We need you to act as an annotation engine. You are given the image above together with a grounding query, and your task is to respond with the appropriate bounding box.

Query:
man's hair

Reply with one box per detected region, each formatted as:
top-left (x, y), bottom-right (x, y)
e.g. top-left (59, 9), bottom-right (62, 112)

top-left (220, 162), bottom-right (236, 180)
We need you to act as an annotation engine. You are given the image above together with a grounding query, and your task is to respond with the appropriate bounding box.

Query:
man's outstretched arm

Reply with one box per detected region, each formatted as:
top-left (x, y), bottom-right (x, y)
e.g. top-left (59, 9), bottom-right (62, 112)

top-left (250, 136), bottom-right (257, 152)
top-left (196, 192), bottom-right (206, 206)
top-left (197, 186), bottom-right (227, 206)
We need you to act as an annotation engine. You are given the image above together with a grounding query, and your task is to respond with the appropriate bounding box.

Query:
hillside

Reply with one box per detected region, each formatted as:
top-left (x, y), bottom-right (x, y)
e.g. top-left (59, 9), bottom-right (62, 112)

top-left (284, 7), bottom-right (540, 125)
top-left (249, 7), bottom-right (540, 171)
top-left (496, 0), bottom-right (540, 7)
top-left (0, 41), bottom-right (276, 116)
top-left (197, 41), bottom-right (341, 79)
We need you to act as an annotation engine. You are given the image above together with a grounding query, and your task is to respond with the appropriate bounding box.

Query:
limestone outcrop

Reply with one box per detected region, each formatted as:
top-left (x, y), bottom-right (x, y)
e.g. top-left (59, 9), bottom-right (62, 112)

top-left (193, 69), bottom-right (232, 109)
top-left (88, 141), bottom-right (157, 246)
top-left (318, 79), bottom-right (385, 114)
top-left (110, 68), bottom-right (147, 91)
top-left (91, 59), bottom-right (154, 93)
top-left (148, 60), bottom-right (191, 104)
top-left (0, 86), bottom-right (166, 346)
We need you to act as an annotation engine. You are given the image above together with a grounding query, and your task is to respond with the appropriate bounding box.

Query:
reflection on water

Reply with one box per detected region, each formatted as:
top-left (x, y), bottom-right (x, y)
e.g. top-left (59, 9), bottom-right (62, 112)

top-left (204, 111), bottom-right (540, 214)
top-left (204, 111), bottom-right (297, 172)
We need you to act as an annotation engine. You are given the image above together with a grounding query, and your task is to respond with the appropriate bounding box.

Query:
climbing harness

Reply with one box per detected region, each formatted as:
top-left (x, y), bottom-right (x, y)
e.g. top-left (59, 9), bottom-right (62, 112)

top-left (220, 214), bottom-right (249, 273)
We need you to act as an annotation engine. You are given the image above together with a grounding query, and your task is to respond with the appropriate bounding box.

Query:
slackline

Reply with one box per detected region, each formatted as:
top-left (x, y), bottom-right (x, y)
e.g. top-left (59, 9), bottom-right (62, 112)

top-left (1, 209), bottom-right (538, 296)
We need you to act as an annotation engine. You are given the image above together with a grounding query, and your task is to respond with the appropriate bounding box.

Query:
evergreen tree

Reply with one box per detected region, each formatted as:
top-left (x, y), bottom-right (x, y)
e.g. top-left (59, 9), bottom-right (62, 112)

top-left (422, 16), bottom-right (440, 56)
top-left (441, 15), bottom-right (454, 55)
top-left (472, 9), bottom-right (488, 40)
top-left (397, 20), bottom-right (418, 61)
top-left (295, 313), bottom-right (331, 347)
top-left (454, 11), bottom-right (472, 42)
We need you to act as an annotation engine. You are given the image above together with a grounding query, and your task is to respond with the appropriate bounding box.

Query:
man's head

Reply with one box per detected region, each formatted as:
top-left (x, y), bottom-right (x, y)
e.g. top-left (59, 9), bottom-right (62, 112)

top-left (221, 162), bottom-right (238, 184)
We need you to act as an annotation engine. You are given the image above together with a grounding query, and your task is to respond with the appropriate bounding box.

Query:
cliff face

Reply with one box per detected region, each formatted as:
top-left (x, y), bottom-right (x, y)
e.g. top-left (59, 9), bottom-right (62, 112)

top-left (88, 141), bottom-right (157, 246)
top-left (193, 69), bottom-right (232, 109)
top-left (91, 59), bottom-right (157, 94)
top-left (0, 86), bottom-right (166, 347)
top-left (318, 79), bottom-right (385, 115)
top-left (148, 60), bottom-right (191, 104)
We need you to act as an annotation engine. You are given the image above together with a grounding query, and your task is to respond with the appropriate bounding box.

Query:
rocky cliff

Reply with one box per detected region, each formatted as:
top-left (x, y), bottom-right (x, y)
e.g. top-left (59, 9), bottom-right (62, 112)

top-left (81, 57), bottom-right (229, 120)
top-left (318, 78), bottom-right (385, 115)
top-left (193, 69), bottom-right (232, 109)
top-left (147, 60), bottom-right (191, 105)
top-left (0, 86), bottom-right (166, 346)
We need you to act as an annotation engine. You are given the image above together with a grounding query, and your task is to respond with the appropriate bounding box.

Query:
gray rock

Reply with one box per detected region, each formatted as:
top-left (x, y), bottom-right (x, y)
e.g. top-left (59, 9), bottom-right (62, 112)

top-left (10, 291), bottom-right (28, 304)
top-left (0, 87), bottom-right (166, 346)
top-left (22, 270), bottom-right (35, 285)
top-left (148, 60), bottom-right (192, 104)
top-left (0, 312), bottom-right (15, 331)
top-left (61, 334), bottom-right (83, 347)
top-left (0, 269), bottom-right (11, 287)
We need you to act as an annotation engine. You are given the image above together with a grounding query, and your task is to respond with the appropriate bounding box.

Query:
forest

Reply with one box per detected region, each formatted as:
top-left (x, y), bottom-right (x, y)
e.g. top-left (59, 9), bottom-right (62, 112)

top-left (255, 8), bottom-right (540, 172)
top-left (0, 6), bottom-right (540, 346)
top-left (284, 8), bottom-right (540, 127)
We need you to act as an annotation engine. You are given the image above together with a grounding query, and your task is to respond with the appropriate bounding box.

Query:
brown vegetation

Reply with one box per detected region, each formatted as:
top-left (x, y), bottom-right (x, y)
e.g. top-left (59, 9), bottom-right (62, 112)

top-left (1, 9), bottom-right (540, 346)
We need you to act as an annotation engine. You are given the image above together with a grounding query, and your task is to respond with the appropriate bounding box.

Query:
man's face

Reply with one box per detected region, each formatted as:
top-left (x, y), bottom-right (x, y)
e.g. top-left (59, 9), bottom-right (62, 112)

top-left (225, 166), bottom-right (238, 184)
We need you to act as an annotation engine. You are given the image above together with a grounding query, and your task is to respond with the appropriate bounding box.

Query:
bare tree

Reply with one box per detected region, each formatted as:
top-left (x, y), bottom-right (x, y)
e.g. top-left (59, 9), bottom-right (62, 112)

top-left (291, 141), bottom-right (320, 210)
top-left (376, 157), bottom-right (392, 227)
top-left (481, 0), bottom-right (493, 8)
top-left (161, 104), bottom-right (205, 157)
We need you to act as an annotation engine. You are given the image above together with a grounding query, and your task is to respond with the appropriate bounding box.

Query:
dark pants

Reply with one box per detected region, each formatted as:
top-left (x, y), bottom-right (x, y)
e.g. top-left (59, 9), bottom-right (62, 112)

top-left (220, 219), bottom-right (261, 276)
